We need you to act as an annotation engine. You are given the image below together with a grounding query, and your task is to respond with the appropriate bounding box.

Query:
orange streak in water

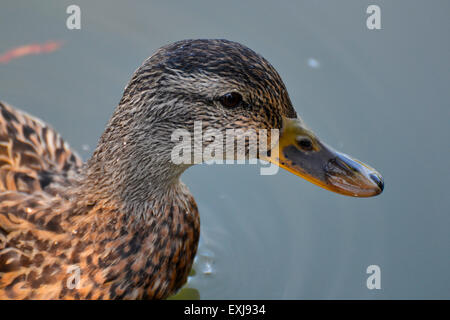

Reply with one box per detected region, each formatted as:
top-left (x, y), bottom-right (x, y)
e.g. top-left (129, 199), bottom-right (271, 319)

top-left (0, 41), bottom-right (63, 64)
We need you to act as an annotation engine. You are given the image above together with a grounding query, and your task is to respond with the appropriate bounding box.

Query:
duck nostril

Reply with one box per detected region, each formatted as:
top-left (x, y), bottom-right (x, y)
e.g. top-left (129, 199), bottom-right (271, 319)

top-left (295, 137), bottom-right (313, 151)
top-left (369, 173), bottom-right (384, 192)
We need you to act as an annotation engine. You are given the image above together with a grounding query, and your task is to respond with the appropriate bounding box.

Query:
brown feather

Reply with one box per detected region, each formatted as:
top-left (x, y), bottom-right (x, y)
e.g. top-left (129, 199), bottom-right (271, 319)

top-left (0, 101), bottom-right (200, 299)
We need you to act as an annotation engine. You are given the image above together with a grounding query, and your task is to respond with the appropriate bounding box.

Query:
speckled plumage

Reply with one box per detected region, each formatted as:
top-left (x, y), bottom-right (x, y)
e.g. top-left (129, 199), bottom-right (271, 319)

top-left (0, 39), bottom-right (296, 299)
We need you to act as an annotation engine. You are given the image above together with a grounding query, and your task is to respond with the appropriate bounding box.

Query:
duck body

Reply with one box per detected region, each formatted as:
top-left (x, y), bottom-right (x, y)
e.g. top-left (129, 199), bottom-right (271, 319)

top-left (0, 101), bottom-right (199, 299)
top-left (0, 39), bottom-right (383, 299)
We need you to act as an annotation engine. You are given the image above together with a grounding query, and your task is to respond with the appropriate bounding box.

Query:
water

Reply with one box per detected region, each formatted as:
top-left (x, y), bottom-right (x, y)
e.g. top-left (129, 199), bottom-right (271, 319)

top-left (1, 0), bottom-right (449, 299)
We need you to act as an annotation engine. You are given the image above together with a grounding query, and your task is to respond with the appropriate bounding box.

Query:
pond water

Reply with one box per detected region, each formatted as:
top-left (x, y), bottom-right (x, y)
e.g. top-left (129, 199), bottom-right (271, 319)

top-left (1, 0), bottom-right (449, 299)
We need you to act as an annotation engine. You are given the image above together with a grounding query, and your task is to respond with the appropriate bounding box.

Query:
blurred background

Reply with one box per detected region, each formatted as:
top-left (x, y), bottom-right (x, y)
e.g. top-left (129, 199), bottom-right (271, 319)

top-left (0, 0), bottom-right (449, 299)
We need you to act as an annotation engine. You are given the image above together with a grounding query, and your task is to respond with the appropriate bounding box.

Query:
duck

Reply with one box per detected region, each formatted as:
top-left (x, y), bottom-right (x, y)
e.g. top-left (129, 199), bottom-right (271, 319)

top-left (0, 39), bottom-right (384, 299)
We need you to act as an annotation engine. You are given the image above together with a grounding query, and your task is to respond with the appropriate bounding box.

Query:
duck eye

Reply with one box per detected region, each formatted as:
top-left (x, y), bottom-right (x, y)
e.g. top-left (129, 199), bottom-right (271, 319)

top-left (296, 137), bottom-right (313, 151)
top-left (219, 92), bottom-right (242, 108)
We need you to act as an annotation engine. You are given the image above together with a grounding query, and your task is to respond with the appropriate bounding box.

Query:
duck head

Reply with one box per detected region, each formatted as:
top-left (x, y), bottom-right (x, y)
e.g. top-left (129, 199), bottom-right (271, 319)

top-left (90, 39), bottom-right (383, 200)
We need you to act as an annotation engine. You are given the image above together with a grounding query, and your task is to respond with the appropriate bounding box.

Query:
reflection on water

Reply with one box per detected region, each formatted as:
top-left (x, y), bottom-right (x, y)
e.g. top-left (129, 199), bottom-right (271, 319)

top-left (195, 245), bottom-right (216, 276)
top-left (0, 41), bottom-right (62, 64)
top-left (307, 58), bottom-right (320, 69)
top-left (169, 267), bottom-right (201, 300)
top-left (1, 0), bottom-right (449, 299)
top-left (170, 235), bottom-right (218, 300)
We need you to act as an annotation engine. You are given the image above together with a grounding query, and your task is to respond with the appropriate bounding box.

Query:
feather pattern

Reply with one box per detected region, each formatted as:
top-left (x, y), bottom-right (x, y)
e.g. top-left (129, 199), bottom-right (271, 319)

top-left (0, 102), bottom-right (82, 194)
top-left (0, 101), bottom-right (200, 299)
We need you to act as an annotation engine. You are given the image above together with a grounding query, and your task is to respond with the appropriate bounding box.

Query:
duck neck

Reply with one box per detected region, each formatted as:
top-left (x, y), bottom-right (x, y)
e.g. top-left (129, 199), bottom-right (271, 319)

top-left (80, 99), bottom-right (193, 222)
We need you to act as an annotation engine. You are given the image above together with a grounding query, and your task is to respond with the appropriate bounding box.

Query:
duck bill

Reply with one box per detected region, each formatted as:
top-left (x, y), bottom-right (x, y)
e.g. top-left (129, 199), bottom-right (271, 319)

top-left (263, 117), bottom-right (384, 197)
